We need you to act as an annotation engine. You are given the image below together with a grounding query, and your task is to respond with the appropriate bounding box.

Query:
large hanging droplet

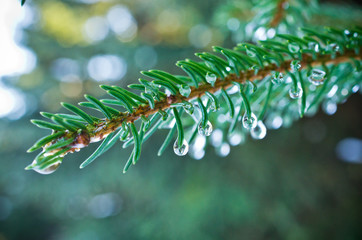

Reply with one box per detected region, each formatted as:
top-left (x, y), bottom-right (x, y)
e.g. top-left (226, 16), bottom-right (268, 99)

top-left (246, 48), bottom-right (256, 57)
top-left (173, 138), bottom-right (189, 156)
top-left (31, 160), bottom-right (61, 175)
top-left (250, 121), bottom-right (267, 140)
top-left (271, 71), bottom-right (284, 85)
top-left (242, 112), bottom-right (257, 129)
top-left (288, 43), bottom-right (300, 53)
top-left (198, 121), bottom-right (213, 136)
top-left (290, 60), bottom-right (301, 72)
top-left (205, 72), bottom-right (217, 86)
top-left (179, 84), bottom-right (191, 97)
top-left (308, 69), bottom-right (326, 86)
top-left (289, 86), bottom-right (303, 99)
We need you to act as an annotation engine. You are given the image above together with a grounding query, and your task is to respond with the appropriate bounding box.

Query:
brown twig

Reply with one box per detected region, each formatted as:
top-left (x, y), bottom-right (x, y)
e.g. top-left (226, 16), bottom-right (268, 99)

top-left (54, 49), bottom-right (361, 156)
top-left (269, 0), bottom-right (288, 28)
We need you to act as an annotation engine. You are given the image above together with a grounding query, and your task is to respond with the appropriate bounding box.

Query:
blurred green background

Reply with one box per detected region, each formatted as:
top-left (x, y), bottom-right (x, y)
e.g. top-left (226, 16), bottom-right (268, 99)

top-left (0, 0), bottom-right (362, 239)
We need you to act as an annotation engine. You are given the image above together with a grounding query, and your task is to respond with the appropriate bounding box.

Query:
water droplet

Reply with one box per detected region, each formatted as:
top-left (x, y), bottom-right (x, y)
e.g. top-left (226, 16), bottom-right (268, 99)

top-left (205, 72), bottom-right (217, 86)
top-left (290, 60), bottom-right (301, 72)
top-left (182, 101), bottom-right (194, 115)
top-left (326, 43), bottom-right (340, 58)
top-left (289, 86), bottom-right (303, 99)
top-left (208, 101), bottom-right (218, 112)
top-left (326, 43), bottom-right (340, 52)
top-left (198, 121), bottom-right (213, 136)
top-left (308, 42), bottom-right (319, 52)
top-left (271, 71), bottom-right (284, 85)
top-left (179, 84), bottom-right (191, 97)
top-left (173, 138), bottom-right (189, 156)
top-left (250, 121), bottom-right (267, 140)
top-left (242, 112), bottom-right (257, 129)
top-left (288, 43), bottom-right (300, 53)
top-left (32, 159), bottom-right (62, 175)
top-left (246, 48), bottom-right (256, 57)
top-left (308, 69), bottom-right (326, 86)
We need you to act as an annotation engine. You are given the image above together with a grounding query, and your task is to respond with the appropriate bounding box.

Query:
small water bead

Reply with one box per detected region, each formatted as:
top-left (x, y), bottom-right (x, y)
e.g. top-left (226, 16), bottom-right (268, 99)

top-left (179, 84), bottom-right (191, 97)
top-left (183, 102), bottom-right (194, 115)
top-left (246, 48), bottom-right (256, 57)
top-left (242, 112), bottom-right (257, 130)
top-left (205, 72), bottom-right (217, 86)
top-left (289, 86), bottom-right (303, 99)
top-left (290, 60), bottom-right (301, 72)
top-left (173, 138), bottom-right (189, 156)
top-left (271, 71), bottom-right (284, 85)
top-left (31, 159), bottom-right (62, 175)
top-left (250, 121), bottom-right (267, 140)
top-left (208, 101), bottom-right (218, 112)
top-left (308, 42), bottom-right (319, 52)
top-left (308, 69), bottom-right (326, 86)
top-left (198, 121), bottom-right (213, 136)
top-left (288, 43), bottom-right (300, 53)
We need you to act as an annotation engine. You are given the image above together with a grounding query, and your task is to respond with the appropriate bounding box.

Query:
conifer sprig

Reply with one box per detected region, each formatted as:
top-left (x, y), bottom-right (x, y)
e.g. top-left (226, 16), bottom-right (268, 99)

top-left (26, 27), bottom-right (362, 174)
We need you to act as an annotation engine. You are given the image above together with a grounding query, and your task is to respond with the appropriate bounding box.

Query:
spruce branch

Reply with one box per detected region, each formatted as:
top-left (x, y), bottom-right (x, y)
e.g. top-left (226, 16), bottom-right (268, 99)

top-left (26, 27), bottom-right (362, 174)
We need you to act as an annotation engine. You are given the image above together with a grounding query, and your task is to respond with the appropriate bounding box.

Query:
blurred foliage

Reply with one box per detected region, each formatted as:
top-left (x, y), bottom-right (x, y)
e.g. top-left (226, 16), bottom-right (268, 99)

top-left (0, 0), bottom-right (362, 239)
